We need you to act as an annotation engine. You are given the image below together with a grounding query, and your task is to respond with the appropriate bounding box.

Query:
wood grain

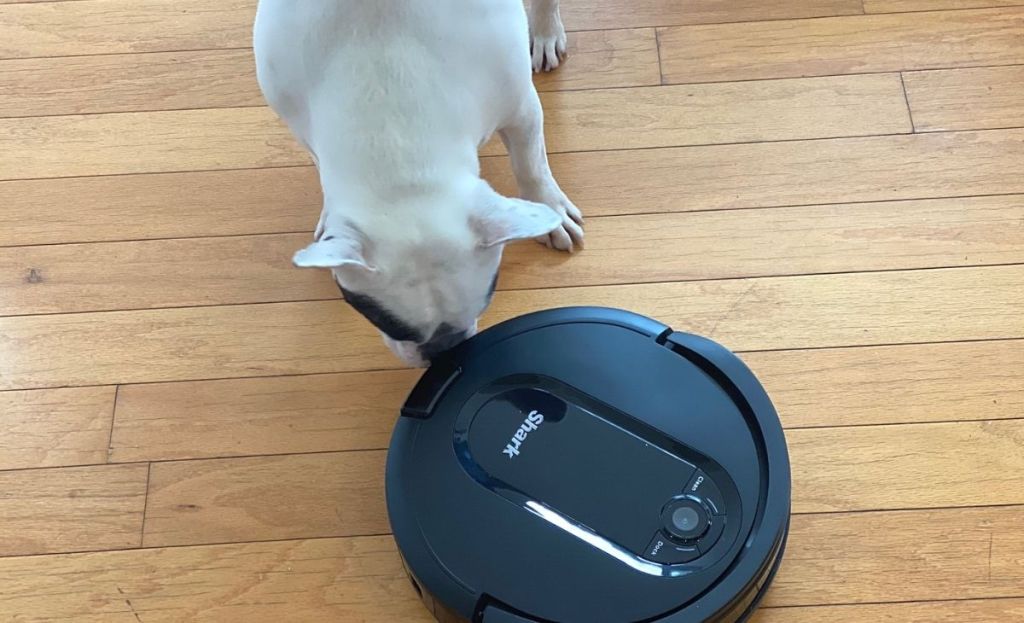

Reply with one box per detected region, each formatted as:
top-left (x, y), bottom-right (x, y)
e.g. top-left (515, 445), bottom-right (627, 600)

top-left (6, 194), bottom-right (1023, 317)
top-left (484, 129), bottom-right (1024, 218)
top-left (0, 167), bottom-right (321, 247)
top-left (0, 300), bottom-right (385, 391)
top-left (5, 128), bottom-right (1023, 247)
top-left (0, 0), bottom-right (862, 62)
top-left (0, 525), bottom-right (1021, 620)
top-left (136, 418), bottom-right (1024, 547)
top-left (0, 29), bottom-right (659, 119)
top-left (0, 536), bottom-right (432, 623)
top-left (0, 0), bottom-right (254, 60)
top-left (904, 65), bottom-right (1024, 132)
top-left (532, 29), bottom-right (661, 92)
top-left (110, 370), bottom-right (418, 462)
top-left (2, 265), bottom-right (1023, 391)
top-left (143, 452), bottom-right (387, 547)
top-left (0, 463), bottom-right (147, 556)
top-left (490, 264), bottom-right (1024, 350)
top-left (105, 339), bottom-right (1024, 463)
top-left (2, 73), bottom-right (910, 181)
top-left (865, 0), bottom-right (1024, 11)
top-left (501, 195), bottom-right (1024, 289)
top-left (754, 599), bottom-right (1024, 623)
top-left (789, 420), bottom-right (1024, 513)
top-left (0, 233), bottom-right (333, 316)
top-left (0, 386), bottom-right (115, 470)
top-left (530, 74), bottom-right (911, 152)
top-left (747, 339), bottom-right (1024, 429)
top-left (553, 0), bottom-right (864, 29)
top-left (0, 107), bottom-right (307, 181)
top-left (767, 506), bottom-right (1024, 606)
top-left (657, 7), bottom-right (1024, 83)
top-left (0, 49), bottom-right (262, 118)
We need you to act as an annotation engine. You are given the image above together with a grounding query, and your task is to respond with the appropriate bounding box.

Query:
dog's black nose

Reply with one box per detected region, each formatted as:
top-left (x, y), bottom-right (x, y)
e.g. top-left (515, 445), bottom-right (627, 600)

top-left (419, 324), bottom-right (469, 362)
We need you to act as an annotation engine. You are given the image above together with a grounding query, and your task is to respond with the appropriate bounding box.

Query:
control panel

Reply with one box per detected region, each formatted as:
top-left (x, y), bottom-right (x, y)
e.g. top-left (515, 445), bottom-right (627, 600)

top-left (642, 469), bottom-right (729, 565)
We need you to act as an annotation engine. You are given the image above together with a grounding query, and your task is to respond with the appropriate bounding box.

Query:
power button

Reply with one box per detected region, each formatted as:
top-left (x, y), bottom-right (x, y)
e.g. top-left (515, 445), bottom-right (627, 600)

top-left (661, 498), bottom-right (710, 541)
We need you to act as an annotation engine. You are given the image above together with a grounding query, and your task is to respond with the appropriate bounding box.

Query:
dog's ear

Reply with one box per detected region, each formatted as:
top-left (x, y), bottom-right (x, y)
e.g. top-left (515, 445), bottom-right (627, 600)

top-left (471, 192), bottom-right (561, 248)
top-left (292, 231), bottom-right (375, 271)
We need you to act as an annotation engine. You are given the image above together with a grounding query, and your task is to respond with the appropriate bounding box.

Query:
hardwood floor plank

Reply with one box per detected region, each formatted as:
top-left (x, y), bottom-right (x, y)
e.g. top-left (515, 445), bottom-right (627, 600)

top-left (532, 29), bottom-right (661, 92)
top-left (0, 167), bottom-right (320, 247)
top-left (485, 129), bottom-right (1024, 218)
top-left (0, 463), bottom-right (147, 556)
top-left (754, 599), bottom-right (1024, 623)
top-left (0, 300), bottom-right (385, 391)
top-left (0, 29), bottom-right (658, 119)
top-left (904, 65), bottom-right (1024, 132)
top-left (0, 49), bottom-right (261, 118)
top-left (110, 370), bottom-right (418, 463)
top-left (0, 536), bottom-right (432, 623)
top-left (143, 452), bottom-right (387, 547)
top-left (2, 74), bottom-right (909, 181)
top-left (5, 128), bottom-right (1023, 247)
top-left (2, 265), bottom-right (1022, 390)
top-left (789, 420), bottom-right (1024, 513)
top-left (558, 0), bottom-right (863, 29)
top-left (501, 195), bottom-right (1024, 289)
top-left (6, 194), bottom-right (1024, 316)
top-left (865, 0), bottom-right (1024, 11)
top-left (0, 107), bottom-right (307, 181)
top-left (768, 506), bottom-right (1024, 606)
top-left (136, 418), bottom-right (1024, 547)
top-left (0, 528), bottom-right (1021, 620)
top-left (657, 7), bottom-right (1024, 84)
top-left (490, 264), bottom-right (1024, 350)
top-left (501, 74), bottom-right (911, 154)
top-left (0, 0), bottom-right (254, 60)
top-left (106, 339), bottom-right (1024, 462)
top-left (0, 386), bottom-right (115, 470)
top-left (745, 339), bottom-right (1024, 429)
top-left (0, 0), bottom-right (861, 62)
top-left (0, 234), bottom-right (333, 316)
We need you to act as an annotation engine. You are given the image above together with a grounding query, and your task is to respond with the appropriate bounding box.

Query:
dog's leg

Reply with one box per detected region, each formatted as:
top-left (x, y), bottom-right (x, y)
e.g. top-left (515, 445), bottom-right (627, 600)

top-left (530, 0), bottom-right (567, 72)
top-left (499, 91), bottom-right (584, 252)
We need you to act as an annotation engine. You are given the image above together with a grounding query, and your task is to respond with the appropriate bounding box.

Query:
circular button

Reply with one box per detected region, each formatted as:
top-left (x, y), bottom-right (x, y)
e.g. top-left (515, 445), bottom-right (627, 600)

top-left (662, 498), bottom-right (710, 541)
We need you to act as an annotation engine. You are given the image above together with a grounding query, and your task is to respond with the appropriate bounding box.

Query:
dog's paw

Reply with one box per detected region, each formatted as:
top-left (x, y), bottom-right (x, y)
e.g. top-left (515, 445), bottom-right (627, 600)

top-left (530, 12), bottom-right (568, 72)
top-left (530, 189), bottom-right (584, 252)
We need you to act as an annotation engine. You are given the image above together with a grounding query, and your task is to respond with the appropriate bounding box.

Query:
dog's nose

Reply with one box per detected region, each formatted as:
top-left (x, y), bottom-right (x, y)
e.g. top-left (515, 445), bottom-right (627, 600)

top-left (419, 324), bottom-right (472, 362)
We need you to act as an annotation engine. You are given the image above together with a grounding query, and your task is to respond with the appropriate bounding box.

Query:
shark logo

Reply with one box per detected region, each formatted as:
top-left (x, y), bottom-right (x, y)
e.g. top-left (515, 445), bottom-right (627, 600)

top-left (502, 410), bottom-right (545, 459)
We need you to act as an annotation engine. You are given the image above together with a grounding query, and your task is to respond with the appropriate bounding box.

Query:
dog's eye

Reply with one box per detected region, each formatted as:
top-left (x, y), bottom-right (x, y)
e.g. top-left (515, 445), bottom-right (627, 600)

top-left (337, 284), bottom-right (422, 343)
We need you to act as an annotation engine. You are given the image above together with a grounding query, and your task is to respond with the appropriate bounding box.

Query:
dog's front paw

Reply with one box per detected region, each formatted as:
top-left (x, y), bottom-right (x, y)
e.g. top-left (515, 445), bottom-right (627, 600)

top-left (530, 189), bottom-right (584, 252)
top-left (530, 12), bottom-right (568, 72)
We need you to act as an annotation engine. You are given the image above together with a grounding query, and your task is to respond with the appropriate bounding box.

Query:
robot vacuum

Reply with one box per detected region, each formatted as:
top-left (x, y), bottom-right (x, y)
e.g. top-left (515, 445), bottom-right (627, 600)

top-left (386, 307), bottom-right (791, 623)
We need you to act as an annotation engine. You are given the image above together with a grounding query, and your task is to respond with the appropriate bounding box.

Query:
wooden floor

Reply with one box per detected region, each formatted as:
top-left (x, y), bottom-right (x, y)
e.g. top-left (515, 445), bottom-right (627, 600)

top-left (1, 0), bottom-right (1023, 621)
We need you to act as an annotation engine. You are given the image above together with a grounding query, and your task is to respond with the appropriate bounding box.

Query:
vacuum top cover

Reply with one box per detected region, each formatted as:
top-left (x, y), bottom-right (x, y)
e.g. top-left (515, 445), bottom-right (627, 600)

top-left (386, 308), bottom-right (791, 623)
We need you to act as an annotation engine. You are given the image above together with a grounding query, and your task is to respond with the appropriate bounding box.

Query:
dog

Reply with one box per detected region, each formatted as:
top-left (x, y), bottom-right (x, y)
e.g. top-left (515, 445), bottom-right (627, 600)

top-left (253, 0), bottom-right (583, 367)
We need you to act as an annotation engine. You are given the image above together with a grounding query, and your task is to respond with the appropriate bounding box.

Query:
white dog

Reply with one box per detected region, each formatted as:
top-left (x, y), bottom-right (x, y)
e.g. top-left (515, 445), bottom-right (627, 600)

top-left (253, 0), bottom-right (583, 366)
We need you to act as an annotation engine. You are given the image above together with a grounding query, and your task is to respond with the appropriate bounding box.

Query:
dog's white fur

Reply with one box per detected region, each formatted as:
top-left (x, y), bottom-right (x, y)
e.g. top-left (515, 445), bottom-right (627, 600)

top-left (254, 0), bottom-right (582, 366)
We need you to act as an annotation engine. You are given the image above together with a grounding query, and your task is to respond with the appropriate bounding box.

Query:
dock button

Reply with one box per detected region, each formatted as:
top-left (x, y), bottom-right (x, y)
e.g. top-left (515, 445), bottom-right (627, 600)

top-left (643, 531), bottom-right (702, 565)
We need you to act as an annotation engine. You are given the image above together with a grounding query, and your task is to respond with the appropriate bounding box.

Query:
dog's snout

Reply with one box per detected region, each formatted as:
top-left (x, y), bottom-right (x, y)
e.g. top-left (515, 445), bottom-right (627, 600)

top-left (419, 323), bottom-right (474, 362)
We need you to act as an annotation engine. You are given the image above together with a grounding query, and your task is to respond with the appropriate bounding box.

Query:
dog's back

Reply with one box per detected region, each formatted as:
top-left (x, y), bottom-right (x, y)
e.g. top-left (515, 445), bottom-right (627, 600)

top-left (254, 0), bottom-right (532, 192)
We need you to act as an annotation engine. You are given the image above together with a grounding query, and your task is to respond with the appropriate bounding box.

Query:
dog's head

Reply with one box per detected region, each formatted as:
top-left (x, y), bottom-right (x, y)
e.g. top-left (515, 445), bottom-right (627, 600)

top-left (293, 181), bottom-right (561, 367)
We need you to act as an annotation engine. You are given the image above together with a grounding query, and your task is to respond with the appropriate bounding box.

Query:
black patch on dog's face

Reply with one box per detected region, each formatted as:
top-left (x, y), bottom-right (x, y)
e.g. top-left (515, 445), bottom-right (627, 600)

top-left (419, 323), bottom-right (468, 362)
top-left (337, 283), bottom-right (422, 343)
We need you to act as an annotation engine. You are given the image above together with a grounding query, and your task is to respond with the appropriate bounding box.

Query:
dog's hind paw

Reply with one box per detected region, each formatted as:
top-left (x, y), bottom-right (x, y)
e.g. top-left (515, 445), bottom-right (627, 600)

top-left (530, 13), bottom-right (567, 72)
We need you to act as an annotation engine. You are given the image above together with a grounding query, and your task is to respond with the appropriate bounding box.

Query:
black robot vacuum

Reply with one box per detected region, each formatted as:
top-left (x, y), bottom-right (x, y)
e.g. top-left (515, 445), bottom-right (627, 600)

top-left (386, 307), bottom-right (791, 623)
